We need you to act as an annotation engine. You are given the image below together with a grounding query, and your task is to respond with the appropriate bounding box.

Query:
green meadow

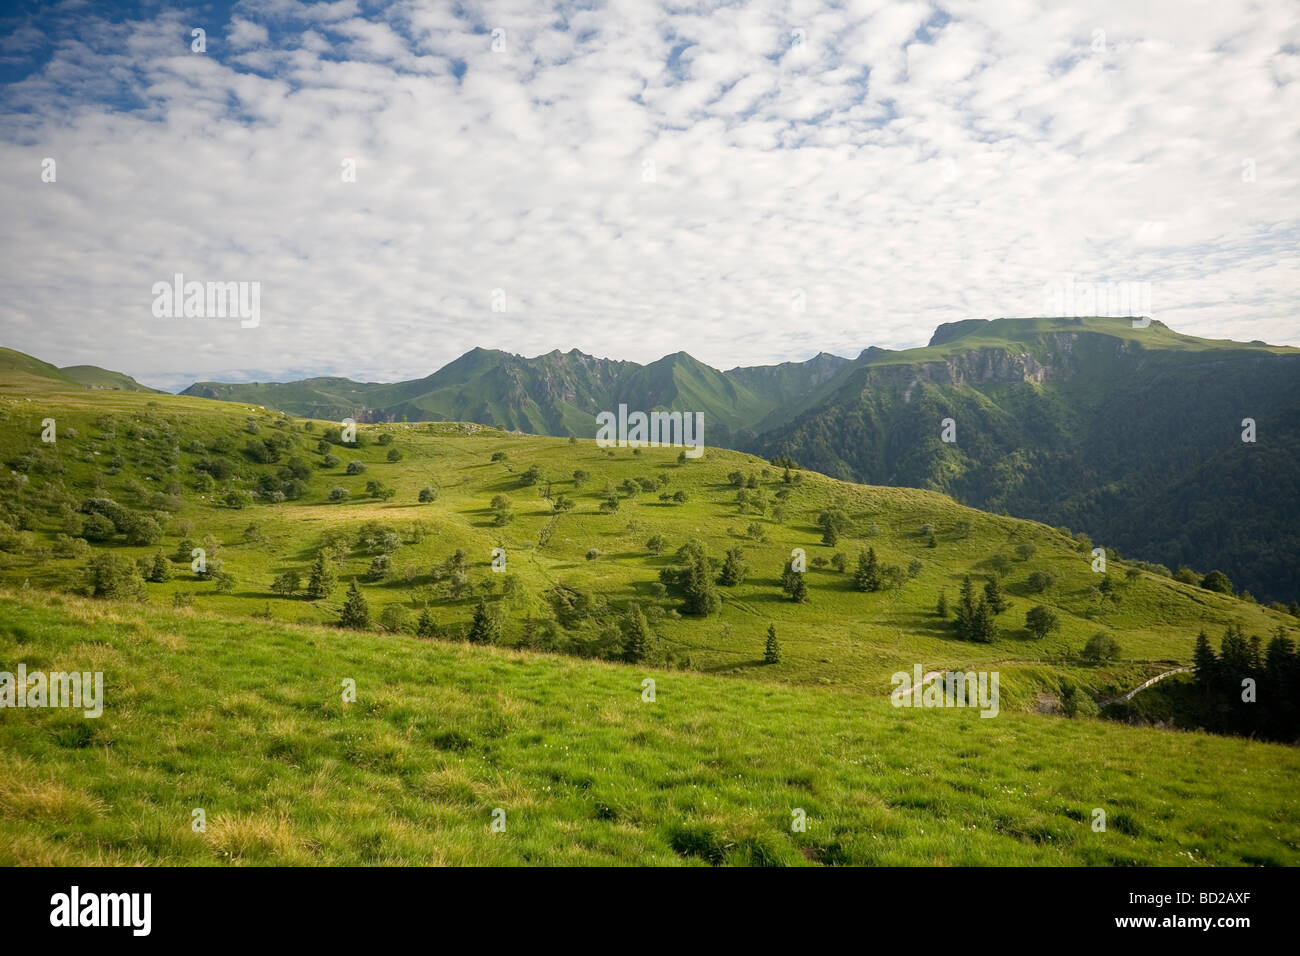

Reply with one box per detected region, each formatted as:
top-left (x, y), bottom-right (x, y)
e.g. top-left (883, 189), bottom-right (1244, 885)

top-left (0, 367), bottom-right (1297, 864)
top-left (1, 590), bottom-right (1297, 866)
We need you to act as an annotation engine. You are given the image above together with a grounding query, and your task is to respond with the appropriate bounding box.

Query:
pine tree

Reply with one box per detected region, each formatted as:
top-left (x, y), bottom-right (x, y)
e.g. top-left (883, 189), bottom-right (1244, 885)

top-left (972, 597), bottom-right (997, 642)
top-left (854, 547), bottom-right (881, 592)
top-left (763, 624), bottom-right (781, 663)
top-left (307, 551), bottom-right (335, 600)
top-left (983, 576), bottom-right (1007, 614)
top-left (468, 598), bottom-right (501, 644)
top-left (683, 550), bottom-right (721, 616)
top-left (718, 546), bottom-right (748, 587)
top-left (1193, 630), bottom-right (1217, 690)
top-left (148, 551), bottom-right (171, 583)
top-left (416, 608), bottom-right (437, 637)
top-left (787, 570), bottom-right (808, 604)
top-left (623, 603), bottom-right (652, 663)
top-left (339, 579), bottom-right (370, 629)
top-left (954, 575), bottom-right (976, 638)
top-left (936, 590), bottom-right (949, 618)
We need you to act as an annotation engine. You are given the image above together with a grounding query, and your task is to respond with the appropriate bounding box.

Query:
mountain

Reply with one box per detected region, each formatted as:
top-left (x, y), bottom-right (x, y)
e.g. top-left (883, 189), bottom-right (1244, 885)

top-left (751, 317), bottom-right (1300, 603)
top-left (181, 346), bottom-right (787, 441)
top-left (59, 364), bottom-right (162, 392)
top-left (0, 348), bottom-right (160, 393)
top-left (18, 314), bottom-right (1300, 602)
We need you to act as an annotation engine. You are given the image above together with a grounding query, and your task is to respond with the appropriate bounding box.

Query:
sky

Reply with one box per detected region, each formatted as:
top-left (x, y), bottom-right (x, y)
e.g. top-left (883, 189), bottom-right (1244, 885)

top-left (0, 0), bottom-right (1297, 392)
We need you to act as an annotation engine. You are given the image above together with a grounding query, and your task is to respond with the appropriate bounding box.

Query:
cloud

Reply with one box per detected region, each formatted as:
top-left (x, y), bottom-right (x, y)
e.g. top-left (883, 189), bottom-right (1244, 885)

top-left (0, 0), bottom-right (1296, 391)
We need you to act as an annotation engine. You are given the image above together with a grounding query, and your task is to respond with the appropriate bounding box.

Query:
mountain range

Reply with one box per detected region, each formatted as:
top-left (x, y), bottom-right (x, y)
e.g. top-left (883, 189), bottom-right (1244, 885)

top-left (6, 315), bottom-right (1298, 601)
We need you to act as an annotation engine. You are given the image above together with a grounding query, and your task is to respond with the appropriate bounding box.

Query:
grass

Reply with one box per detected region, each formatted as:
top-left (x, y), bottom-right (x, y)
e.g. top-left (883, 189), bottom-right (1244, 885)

top-left (1, 589), bottom-right (1297, 866)
top-left (0, 379), bottom-right (1293, 709)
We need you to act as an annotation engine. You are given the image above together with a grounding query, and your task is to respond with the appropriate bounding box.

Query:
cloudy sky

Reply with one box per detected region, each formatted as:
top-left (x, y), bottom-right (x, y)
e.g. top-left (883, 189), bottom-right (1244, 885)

top-left (1, 0), bottom-right (1297, 391)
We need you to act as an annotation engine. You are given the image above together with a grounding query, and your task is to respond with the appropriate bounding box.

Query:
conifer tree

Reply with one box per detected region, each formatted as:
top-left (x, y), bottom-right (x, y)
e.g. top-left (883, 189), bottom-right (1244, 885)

top-left (416, 608), bottom-right (437, 637)
top-left (936, 590), bottom-right (949, 618)
top-left (718, 546), bottom-right (749, 586)
top-left (307, 551), bottom-right (335, 600)
top-left (954, 575), bottom-right (976, 638)
top-left (623, 603), bottom-right (653, 663)
top-left (339, 579), bottom-right (370, 629)
top-left (763, 624), bottom-right (781, 664)
top-left (468, 598), bottom-right (501, 644)
top-left (983, 576), bottom-right (1007, 614)
top-left (854, 547), bottom-right (881, 592)
top-left (683, 550), bottom-right (721, 615)
top-left (787, 570), bottom-right (808, 604)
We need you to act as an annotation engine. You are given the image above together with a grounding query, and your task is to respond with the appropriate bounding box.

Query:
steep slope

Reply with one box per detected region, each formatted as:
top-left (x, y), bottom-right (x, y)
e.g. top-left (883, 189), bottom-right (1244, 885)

top-left (751, 318), bottom-right (1300, 602)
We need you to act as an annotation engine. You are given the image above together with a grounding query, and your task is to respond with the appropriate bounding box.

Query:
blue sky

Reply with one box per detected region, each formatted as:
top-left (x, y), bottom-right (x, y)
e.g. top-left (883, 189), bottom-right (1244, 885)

top-left (1, 0), bottom-right (1297, 391)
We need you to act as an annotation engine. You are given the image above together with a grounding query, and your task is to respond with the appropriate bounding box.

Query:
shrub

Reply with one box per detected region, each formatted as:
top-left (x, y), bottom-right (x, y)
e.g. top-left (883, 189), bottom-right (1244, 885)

top-left (418, 487), bottom-right (437, 503)
top-left (379, 604), bottom-right (412, 633)
top-left (1081, 632), bottom-right (1121, 664)
top-left (386, 448), bottom-right (402, 462)
top-left (1200, 570), bottom-right (1233, 594)
top-left (85, 552), bottom-right (144, 599)
top-left (328, 486), bottom-right (349, 502)
top-left (1025, 605), bottom-right (1060, 640)
top-left (80, 512), bottom-right (116, 542)
top-left (1026, 570), bottom-right (1055, 593)
top-left (271, 570), bottom-right (301, 596)
top-left (345, 461), bottom-right (366, 475)
top-left (1062, 684), bottom-right (1100, 718)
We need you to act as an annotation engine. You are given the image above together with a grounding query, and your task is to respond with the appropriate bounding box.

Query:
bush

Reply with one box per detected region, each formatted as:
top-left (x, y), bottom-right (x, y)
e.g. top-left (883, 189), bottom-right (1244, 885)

top-left (1025, 605), bottom-right (1059, 640)
top-left (80, 512), bottom-right (116, 542)
top-left (418, 487), bottom-right (437, 503)
top-left (1061, 684), bottom-right (1100, 718)
top-left (386, 448), bottom-right (402, 462)
top-left (1200, 569), bottom-right (1233, 594)
top-left (328, 486), bottom-right (349, 502)
top-left (1081, 632), bottom-right (1121, 664)
top-left (379, 604), bottom-right (412, 633)
top-left (1026, 570), bottom-right (1055, 593)
top-left (345, 461), bottom-right (366, 475)
top-left (85, 552), bottom-right (144, 599)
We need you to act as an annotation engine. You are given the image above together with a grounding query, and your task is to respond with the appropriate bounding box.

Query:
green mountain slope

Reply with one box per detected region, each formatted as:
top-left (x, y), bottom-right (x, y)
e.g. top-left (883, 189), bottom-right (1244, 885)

top-left (59, 365), bottom-right (162, 393)
top-left (751, 318), bottom-right (1300, 602)
top-left (0, 376), bottom-right (1293, 709)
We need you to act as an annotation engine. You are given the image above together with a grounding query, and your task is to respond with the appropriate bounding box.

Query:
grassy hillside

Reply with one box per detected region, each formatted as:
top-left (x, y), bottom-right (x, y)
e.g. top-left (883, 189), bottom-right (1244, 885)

top-left (2, 589), bottom-right (1297, 866)
top-left (58, 366), bottom-right (162, 393)
top-left (0, 372), bottom-right (1294, 715)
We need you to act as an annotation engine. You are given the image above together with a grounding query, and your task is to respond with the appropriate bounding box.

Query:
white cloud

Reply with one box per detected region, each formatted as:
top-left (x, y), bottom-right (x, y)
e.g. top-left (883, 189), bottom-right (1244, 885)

top-left (0, 0), bottom-right (1296, 391)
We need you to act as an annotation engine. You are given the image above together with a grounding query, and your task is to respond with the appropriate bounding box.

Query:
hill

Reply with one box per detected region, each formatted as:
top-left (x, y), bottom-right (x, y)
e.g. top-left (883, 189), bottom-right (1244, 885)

top-left (0, 372), bottom-right (1294, 709)
top-left (2, 588), bottom-right (1297, 865)
top-left (169, 318), bottom-right (1300, 602)
top-left (59, 365), bottom-right (162, 393)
